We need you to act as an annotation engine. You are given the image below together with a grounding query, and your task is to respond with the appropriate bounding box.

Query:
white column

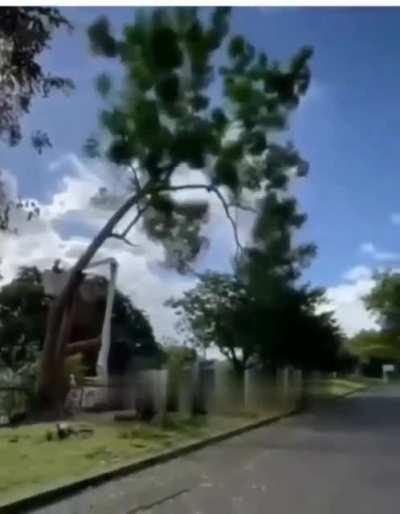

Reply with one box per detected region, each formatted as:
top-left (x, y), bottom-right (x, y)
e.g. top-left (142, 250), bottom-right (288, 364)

top-left (96, 259), bottom-right (118, 383)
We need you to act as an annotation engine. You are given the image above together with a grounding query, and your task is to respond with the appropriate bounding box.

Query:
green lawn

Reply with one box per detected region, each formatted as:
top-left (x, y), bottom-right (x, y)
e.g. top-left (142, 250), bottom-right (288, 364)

top-left (0, 411), bottom-right (279, 506)
top-left (308, 377), bottom-right (368, 398)
top-left (0, 378), bottom-right (368, 506)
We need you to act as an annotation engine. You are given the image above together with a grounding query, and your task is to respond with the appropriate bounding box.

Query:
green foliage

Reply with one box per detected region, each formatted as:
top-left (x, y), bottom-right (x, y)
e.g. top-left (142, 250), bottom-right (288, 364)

top-left (358, 271), bottom-right (400, 363)
top-left (86, 7), bottom-right (313, 272)
top-left (112, 289), bottom-right (158, 349)
top-left (0, 267), bottom-right (162, 373)
top-left (0, 267), bottom-right (46, 370)
top-left (0, 8), bottom-right (73, 237)
top-left (164, 342), bottom-right (197, 366)
top-left (168, 270), bottom-right (344, 374)
top-left (95, 73), bottom-right (113, 98)
top-left (0, 360), bottom-right (38, 419)
top-left (348, 329), bottom-right (400, 362)
top-left (167, 272), bottom-right (257, 373)
top-left (252, 286), bottom-right (345, 372)
top-left (0, 8), bottom-right (74, 149)
top-left (102, 286), bottom-right (165, 373)
top-left (364, 271), bottom-right (400, 333)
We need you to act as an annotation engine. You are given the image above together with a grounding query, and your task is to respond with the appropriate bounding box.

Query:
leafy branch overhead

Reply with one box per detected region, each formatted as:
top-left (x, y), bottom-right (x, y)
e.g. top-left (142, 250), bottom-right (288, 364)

top-left (0, 7), bottom-right (74, 150)
top-left (86, 7), bottom-right (313, 270)
top-left (0, 8), bottom-right (74, 237)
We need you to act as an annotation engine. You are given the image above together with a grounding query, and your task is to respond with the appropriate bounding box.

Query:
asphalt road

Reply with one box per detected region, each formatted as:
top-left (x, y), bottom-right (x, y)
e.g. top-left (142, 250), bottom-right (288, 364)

top-left (31, 385), bottom-right (400, 514)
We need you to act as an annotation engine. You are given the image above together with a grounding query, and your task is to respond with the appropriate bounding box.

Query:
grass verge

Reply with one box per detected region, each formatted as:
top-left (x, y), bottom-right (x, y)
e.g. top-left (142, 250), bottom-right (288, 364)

top-left (0, 377), bottom-right (371, 510)
top-left (0, 410), bottom-right (286, 507)
top-left (308, 377), bottom-right (369, 399)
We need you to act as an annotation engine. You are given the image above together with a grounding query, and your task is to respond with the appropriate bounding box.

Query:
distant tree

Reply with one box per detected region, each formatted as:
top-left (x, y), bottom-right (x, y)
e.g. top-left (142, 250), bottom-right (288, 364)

top-left (0, 267), bottom-right (46, 370)
top-left (167, 272), bottom-right (256, 373)
top-left (163, 341), bottom-right (197, 412)
top-left (348, 329), bottom-right (400, 362)
top-left (364, 271), bottom-right (400, 333)
top-left (163, 340), bottom-right (197, 365)
top-left (0, 266), bottom-right (160, 375)
top-left (169, 271), bottom-right (344, 374)
top-left (39, 7), bottom-right (313, 408)
top-left (110, 288), bottom-right (165, 373)
top-left (236, 191), bottom-right (316, 304)
top-left (358, 270), bottom-right (400, 363)
top-left (255, 286), bottom-right (345, 373)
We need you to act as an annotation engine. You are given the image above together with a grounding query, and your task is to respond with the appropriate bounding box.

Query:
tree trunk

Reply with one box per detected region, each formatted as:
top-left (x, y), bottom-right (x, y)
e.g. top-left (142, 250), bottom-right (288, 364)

top-left (65, 337), bottom-right (101, 355)
top-left (38, 186), bottom-right (149, 410)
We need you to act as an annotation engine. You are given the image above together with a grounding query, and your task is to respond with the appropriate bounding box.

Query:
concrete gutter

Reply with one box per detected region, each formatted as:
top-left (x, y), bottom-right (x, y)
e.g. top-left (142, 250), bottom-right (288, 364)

top-left (0, 408), bottom-right (303, 514)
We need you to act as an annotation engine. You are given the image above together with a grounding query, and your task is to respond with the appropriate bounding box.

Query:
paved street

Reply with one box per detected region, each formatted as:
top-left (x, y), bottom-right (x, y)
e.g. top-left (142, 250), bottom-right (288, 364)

top-left (31, 386), bottom-right (400, 514)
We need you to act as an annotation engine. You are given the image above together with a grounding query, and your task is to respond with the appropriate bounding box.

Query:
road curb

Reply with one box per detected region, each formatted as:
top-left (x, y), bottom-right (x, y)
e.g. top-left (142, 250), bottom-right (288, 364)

top-left (0, 407), bottom-right (303, 513)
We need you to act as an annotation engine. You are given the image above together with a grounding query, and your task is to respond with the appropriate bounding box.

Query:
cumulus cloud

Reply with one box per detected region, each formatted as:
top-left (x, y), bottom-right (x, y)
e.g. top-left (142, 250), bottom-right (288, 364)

top-left (1, 154), bottom-right (385, 342)
top-left (360, 242), bottom-right (399, 262)
top-left (324, 265), bottom-right (378, 336)
top-left (0, 155), bottom-right (247, 342)
top-left (342, 265), bottom-right (372, 282)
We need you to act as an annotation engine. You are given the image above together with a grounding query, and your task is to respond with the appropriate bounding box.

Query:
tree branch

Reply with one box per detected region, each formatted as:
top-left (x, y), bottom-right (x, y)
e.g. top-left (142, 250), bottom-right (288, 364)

top-left (129, 164), bottom-right (142, 193)
top-left (109, 232), bottom-right (138, 248)
top-left (156, 183), bottom-right (244, 255)
top-left (209, 186), bottom-right (244, 254)
top-left (121, 202), bottom-right (150, 238)
top-left (228, 202), bottom-right (257, 214)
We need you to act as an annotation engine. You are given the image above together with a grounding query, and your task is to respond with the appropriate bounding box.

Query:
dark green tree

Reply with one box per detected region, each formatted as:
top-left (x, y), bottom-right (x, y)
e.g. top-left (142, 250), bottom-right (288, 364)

top-left (0, 267), bottom-right (47, 370)
top-left (168, 271), bottom-right (344, 374)
top-left (252, 285), bottom-right (344, 373)
top-left (0, 267), bottom-right (160, 374)
top-left (109, 288), bottom-right (165, 373)
top-left (40, 7), bottom-right (313, 407)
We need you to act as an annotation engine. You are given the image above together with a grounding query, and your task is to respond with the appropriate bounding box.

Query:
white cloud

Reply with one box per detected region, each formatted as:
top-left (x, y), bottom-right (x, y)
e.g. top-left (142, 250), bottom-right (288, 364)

top-left (342, 265), bottom-right (372, 282)
top-left (0, 155), bottom-right (247, 342)
top-left (390, 213), bottom-right (400, 225)
top-left (360, 241), bottom-right (399, 262)
top-left (2, 154), bottom-right (384, 343)
top-left (324, 270), bottom-right (378, 337)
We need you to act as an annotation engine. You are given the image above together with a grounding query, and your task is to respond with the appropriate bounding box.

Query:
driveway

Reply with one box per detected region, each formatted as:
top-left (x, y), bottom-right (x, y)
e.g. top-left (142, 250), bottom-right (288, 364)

top-left (31, 385), bottom-right (400, 514)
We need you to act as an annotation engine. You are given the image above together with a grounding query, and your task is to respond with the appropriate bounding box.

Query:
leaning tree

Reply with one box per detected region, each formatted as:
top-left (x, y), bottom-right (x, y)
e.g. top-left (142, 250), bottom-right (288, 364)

top-left (39, 7), bottom-right (313, 408)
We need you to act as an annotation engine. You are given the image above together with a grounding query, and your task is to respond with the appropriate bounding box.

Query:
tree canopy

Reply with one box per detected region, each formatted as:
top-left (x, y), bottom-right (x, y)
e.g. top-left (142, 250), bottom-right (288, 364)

top-left (364, 271), bottom-right (400, 333)
top-left (39, 6), bottom-right (314, 406)
top-left (167, 271), bottom-right (256, 372)
top-left (348, 329), bottom-right (400, 362)
top-left (0, 267), bottom-right (46, 369)
top-left (351, 271), bottom-right (400, 364)
top-left (85, 7), bottom-right (312, 270)
top-left (168, 268), bottom-right (345, 374)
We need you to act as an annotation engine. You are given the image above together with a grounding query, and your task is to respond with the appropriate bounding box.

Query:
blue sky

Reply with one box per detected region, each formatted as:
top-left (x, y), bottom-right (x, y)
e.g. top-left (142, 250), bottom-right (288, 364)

top-left (3, 7), bottom-right (400, 336)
